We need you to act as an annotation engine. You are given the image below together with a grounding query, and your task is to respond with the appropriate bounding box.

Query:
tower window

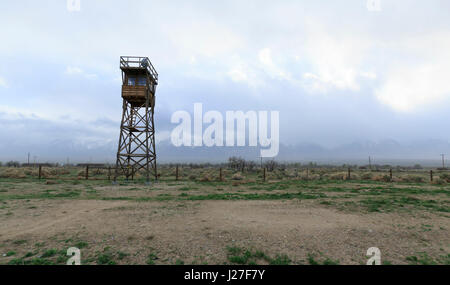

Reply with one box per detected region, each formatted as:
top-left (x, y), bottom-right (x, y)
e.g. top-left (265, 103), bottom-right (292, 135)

top-left (127, 76), bottom-right (136, 86)
top-left (137, 76), bottom-right (147, 86)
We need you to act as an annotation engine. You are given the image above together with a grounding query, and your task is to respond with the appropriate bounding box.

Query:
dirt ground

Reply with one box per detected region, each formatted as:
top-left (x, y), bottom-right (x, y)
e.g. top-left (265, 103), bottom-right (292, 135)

top-left (0, 179), bottom-right (449, 265)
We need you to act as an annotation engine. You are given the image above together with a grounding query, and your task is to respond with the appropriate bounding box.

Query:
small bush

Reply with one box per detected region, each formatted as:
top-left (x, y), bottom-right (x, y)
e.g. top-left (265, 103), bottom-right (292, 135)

top-left (372, 175), bottom-right (391, 182)
top-left (232, 173), bottom-right (244, 181)
top-left (432, 178), bottom-right (447, 185)
top-left (299, 173), bottom-right (320, 181)
top-left (401, 175), bottom-right (425, 183)
top-left (439, 173), bottom-right (450, 182)
top-left (199, 175), bottom-right (211, 182)
top-left (0, 168), bottom-right (26, 179)
top-left (361, 172), bottom-right (373, 180)
top-left (325, 173), bottom-right (346, 181)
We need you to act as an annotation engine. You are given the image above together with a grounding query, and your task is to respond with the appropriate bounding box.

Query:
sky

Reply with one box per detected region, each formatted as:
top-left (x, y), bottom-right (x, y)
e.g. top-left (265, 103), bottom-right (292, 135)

top-left (1, 0), bottom-right (450, 164)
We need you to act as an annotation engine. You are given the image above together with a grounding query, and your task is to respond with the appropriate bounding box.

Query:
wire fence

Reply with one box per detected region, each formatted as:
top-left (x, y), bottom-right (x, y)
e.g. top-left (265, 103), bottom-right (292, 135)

top-left (1, 165), bottom-right (450, 184)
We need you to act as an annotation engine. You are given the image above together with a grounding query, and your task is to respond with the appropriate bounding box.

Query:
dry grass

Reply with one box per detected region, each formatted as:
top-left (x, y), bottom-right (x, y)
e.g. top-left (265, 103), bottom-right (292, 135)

top-left (432, 178), bottom-right (448, 185)
top-left (199, 174), bottom-right (212, 182)
top-left (232, 173), bottom-right (244, 181)
top-left (0, 168), bottom-right (26, 179)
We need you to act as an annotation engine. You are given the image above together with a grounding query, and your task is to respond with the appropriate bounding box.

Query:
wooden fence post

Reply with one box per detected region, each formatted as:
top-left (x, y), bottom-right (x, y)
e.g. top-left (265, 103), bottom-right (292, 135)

top-left (176, 165), bottom-right (179, 181)
top-left (347, 168), bottom-right (351, 180)
top-left (306, 168), bottom-right (309, 180)
top-left (430, 170), bottom-right (433, 182)
top-left (390, 169), bottom-right (393, 181)
top-left (38, 165), bottom-right (42, 180)
top-left (108, 167), bottom-right (111, 181)
top-left (219, 168), bottom-right (223, 181)
top-left (263, 168), bottom-right (266, 182)
top-left (85, 165), bottom-right (89, 180)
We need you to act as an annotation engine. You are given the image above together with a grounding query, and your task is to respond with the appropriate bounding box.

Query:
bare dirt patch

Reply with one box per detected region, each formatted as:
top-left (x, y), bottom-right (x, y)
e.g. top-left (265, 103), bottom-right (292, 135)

top-left (0, 196), bottom-right (448, 265)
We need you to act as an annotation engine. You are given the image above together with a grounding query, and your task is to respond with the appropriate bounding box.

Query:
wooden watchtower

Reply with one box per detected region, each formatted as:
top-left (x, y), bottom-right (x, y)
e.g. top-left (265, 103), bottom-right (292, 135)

top-left (114, 56), bottom-right (158, 182)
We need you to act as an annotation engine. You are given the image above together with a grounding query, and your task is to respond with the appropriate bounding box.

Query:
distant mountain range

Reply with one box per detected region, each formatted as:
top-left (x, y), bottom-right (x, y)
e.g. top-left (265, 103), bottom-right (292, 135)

top-left (2, 138), bottom-right (449, 167)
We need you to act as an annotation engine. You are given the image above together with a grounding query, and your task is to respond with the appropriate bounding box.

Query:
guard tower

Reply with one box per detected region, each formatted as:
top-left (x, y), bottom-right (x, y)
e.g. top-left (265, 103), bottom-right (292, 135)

top-left (115, 56), bottom-right (158, 182)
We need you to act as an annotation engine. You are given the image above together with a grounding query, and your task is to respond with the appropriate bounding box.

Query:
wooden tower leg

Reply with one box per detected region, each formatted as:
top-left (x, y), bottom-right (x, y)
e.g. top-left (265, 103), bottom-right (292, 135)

top-left (115, 99), bottom-right (157, 182)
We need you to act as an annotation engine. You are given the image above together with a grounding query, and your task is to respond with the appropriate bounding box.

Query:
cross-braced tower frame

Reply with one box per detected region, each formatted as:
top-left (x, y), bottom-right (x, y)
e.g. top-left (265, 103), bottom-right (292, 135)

top-left (115, 56), bottom-right (158, 182)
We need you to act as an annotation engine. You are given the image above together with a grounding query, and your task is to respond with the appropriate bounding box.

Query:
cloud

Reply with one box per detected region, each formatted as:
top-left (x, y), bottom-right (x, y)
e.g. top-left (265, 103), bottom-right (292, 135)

top-left (375, 32), bottom-right (450, 112)
top-left (163, 17), bottom-right (244, 60)
top-left (225, 48), bottom-right (294, 88)
top-left (65, 66), bottom-right (98, 80)
top-left (258, 48), bottom-right (273, 67)
top-left (227, 65), bottom-right (248, 83)
top-left (65, 66), bottom-right (83, 75)
top-left (376, 64), bottom-right (450, 112)
top-left (299, 19), bottom-right (374, 93)
top-left (0, 76), bottom-right (7, 87)
top-left (226, 59), bottom-right (264, 88)
top-left (258, 48), bottom-right (292, 81)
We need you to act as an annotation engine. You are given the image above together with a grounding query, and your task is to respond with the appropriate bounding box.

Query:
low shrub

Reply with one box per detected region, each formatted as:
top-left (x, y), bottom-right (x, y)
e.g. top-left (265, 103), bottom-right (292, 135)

top-left (232, 173), bottom-right (244, 181)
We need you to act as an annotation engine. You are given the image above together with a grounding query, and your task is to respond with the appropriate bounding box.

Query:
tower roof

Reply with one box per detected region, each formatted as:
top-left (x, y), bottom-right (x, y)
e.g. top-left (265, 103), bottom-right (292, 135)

top-left (120, 56), bottom-right (158, 84)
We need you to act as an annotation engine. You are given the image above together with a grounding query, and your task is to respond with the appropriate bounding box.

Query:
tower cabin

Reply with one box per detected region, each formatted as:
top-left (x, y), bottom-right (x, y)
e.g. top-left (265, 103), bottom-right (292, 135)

top-left (120, 56), bottom-right (158, 107)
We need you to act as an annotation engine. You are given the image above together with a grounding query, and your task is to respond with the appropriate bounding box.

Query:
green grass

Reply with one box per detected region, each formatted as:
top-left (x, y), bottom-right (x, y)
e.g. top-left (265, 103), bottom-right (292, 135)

top-left (0, 191), bottom-right (81, 201)
top-left (307, 253), bottom-right (339, 265)
top-left (146, 253), bottom-right (158, 265)
top-left (226, 246), bottom-right (242, 256)
top-left (41, 249), bottom-right (58, 258)
top-left (28, 258), bottom-right (55, 265)
top-left (359, 196), bottom-right (450, 213)
top-left (269, 254), bottom-right (291, 265)
top-left (226, 246), bottom-right (291, 265)
top-left (97, 253), bottom-right (116, 265)
top-left (406, 254), bottom-right (437, 265)
top-left (13, 240), bottom-right (27, 245)
top-left (322, 258), bottom-right (340, 265)
top-left (405, 252), bottom-right (450, 265)
top-left (186, 192), bottom-right (326, 201)
top-left (117, 251), bottom-right (129, 260)
top-left (307, 254), bottom-right (320, 265)
top-left (8, 257), bottom-right (54, 265)
top-left (228, 255), bottom-right (249, 265)
top-left (75, 241), bottom-right (88, 249)
top-left (8, 258), bottom-right (25, 265)
top-left (23, 252), bottom-right (35, 258)
top-left (100, 191), bottom-right (327, 202)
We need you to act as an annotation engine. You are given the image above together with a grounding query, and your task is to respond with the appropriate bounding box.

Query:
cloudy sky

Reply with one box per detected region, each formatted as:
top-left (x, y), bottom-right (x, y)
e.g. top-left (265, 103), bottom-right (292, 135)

top-left (1, 0), bottom-right (450, 164)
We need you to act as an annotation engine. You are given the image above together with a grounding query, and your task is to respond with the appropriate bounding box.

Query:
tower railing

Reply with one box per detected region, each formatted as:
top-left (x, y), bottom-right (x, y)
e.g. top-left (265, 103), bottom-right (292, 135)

top-left (120, 56), bottom-right (158, 84)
